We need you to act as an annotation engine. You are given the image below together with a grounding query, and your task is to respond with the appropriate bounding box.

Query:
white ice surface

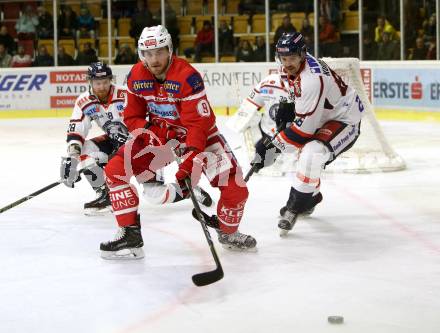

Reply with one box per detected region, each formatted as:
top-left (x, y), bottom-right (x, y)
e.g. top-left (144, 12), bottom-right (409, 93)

top-left (0, 117), bottom-right (439, 333)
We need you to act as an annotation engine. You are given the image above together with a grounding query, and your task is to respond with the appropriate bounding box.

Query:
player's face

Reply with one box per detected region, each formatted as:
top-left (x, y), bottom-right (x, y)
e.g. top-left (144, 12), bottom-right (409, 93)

top-left (91, 78), bottom-right (112, 100)
top-left (142, 47), bottom-right (170, 76)
top-left (280, 54), bottom-right (303, 76)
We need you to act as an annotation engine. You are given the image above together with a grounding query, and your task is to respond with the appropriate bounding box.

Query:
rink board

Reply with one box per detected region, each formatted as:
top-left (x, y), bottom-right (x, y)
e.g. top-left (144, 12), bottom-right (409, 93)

top-left (0, 61), bottom-right (439, 121)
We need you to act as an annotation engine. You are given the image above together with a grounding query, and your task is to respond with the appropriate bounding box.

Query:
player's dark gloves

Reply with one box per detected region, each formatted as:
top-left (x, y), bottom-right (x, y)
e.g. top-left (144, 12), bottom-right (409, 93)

top-left (275, 101), bottom-right (295, 131)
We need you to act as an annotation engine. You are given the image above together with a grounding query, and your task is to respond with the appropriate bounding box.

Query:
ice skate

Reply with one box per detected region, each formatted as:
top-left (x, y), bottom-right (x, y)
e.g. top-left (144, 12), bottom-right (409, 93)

top-left (279, 192), bottom-right (323, 217)
top-left (84, 185), bottom-right (111, 216)
top-left (217, 230), bottom-right (257, 251)
top-left (278, 209), bottom-right (299, 237)
top-left (100, 224), bottom-right (144, 259)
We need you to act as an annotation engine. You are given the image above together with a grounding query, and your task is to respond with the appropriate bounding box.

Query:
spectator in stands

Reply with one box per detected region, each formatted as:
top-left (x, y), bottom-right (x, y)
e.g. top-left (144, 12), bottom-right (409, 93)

top-left (33, 45), bottom-right (54, 67)
top-left (377, 31), bottom-right (399, 60)
top-left (15, 5), bottom-right (39, 40)
top-left (426, 37), bottom-right (437, 60)
top-left (57, 46), bottom-right (75, 66)
top-left (374, 15), bottom-right (397, 43)
top-left (252, 36), bottom-right (266, 62)
top-left (235, 39), bottom-right (254, 62)
top-left (184, 20), bottom-right (214, 62)
top-left (363, 32), bottom-right (377, 60)
top-left (238, 0), bottom-right (265, 16)
top-left (59, 6), bottom-right (78, 39)
top-left (320, 0), bottom-right (341, 27)
top-left (76, 6), bottom-right (96, 39)
top-left (410, 37), bottom-right (428, 60)
top-left (0, 25), bottom-right (15, 54)
top-left (37, 6), bottom-right (53, 39)
top-left (114, 44), bottom-right (137, 64)
top-left (76, 42), bottom-right (98, 65)
top-left (219, 20), bottom-right (234, 56)
top-left (10, 45), bottom-right (32, 67)
top-left (0, 43), bottom-right (12, 68)
top-left (319, 15), bottom-right (339, 56)
top-left (423, 13), bottom-right (436, 41)
top-left (274, 15), bottom-right (297, 46)
top-left (300, 17), bottom-right (314, 54)
top-left (130, 0), bottom-right (154, 40)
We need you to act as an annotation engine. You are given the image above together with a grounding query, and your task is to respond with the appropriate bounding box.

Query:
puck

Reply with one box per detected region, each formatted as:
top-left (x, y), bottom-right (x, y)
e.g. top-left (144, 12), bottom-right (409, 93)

top-left (328, 316), bottom-right (344, 324)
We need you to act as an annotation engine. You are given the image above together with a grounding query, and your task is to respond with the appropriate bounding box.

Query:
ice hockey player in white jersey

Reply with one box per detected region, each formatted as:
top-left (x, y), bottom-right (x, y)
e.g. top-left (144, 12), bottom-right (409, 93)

top-left (247, 32), bottom-right (364, 236)
top-left (60, 62), bottom-right (213, 216)
top-left (60, 62), bottom-right (130, 215)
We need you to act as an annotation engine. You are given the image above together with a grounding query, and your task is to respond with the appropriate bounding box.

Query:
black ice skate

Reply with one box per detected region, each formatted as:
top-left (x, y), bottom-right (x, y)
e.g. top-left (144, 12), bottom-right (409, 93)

top-left (100, 223), bottom-right (144, 259)
top-left (279, 192), bottom-right (323, 217)
top-left (278, 209), bottom-right (299, 237)
top-left (84, 185), bottom-right (111, 216)
top-left (191, 209), bottom-right (257, 251)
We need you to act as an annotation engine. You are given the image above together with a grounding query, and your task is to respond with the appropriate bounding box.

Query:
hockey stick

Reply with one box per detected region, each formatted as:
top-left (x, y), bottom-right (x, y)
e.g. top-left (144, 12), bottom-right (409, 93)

top-left (0, 180), bottom-right (62, 214)
top-left (172, 146), bottom-right (223, 286)
top-left (0, 170), bottom-right (84, 214)
top-left (184, 177), bottom-right (224, 286)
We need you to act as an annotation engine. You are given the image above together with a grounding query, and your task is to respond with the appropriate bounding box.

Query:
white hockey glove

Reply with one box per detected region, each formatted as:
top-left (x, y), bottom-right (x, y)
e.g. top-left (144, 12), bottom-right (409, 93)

top-left (60, 156), bottom-right (80, 188)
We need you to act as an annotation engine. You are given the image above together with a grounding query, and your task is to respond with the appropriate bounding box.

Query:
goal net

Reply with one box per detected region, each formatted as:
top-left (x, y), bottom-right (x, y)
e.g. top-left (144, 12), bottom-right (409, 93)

top-left (243, 57), bottom-right (406, 174)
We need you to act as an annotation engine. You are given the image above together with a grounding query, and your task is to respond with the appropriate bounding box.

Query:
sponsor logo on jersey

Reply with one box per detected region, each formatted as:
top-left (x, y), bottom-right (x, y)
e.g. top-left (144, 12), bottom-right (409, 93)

top-left (115, 102), bottom-right (124, 111)
top-left (293, 78), bottom-right (302, 97)
top-left (186, 73), bottom-right (204, 93)
top-left (132, 80), bottom-right (154, 92)
top-left (0, 74), bottom-right (47, 91)
top-left (83, 104), bottom-right (99, 116)
top-left (147, 102), bottom-right (179, 119)
top-left (163, 80), bottom-right (181, 93)
top-left (306, 55), bottom-right (321, 74)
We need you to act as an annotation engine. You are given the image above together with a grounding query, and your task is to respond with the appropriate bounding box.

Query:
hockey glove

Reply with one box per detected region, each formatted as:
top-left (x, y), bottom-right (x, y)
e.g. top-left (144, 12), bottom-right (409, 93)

top-left (250, 137), bottom-right (281, 172)
top-left (142, 123), bottom-right (179, 145)
top-left (175, 148), bottom-right (204, 195)
top-left (60, 156), bottom-right (80, 188)
top-left (103, 121), bottom-right (130, 149)
top-left (275, 101), bottom-right (295, 131)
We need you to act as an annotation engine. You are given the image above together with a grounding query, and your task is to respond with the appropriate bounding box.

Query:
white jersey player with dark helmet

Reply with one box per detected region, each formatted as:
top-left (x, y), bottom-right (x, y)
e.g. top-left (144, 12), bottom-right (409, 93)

top-left (247, 32), bottom-right (364, 236)
top-left (60, 62), bottom-right (129, 215)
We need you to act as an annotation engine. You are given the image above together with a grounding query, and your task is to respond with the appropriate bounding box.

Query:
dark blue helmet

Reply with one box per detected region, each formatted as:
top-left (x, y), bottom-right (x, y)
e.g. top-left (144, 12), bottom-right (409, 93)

top-left (87, 62), bottom-right (113, 80)
top-left (275, 32), bottom-right (307, 57)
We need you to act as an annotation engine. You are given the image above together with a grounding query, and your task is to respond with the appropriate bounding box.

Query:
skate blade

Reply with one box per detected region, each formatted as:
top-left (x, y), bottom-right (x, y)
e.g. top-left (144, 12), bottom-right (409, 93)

top-left (84, 207), bottom-right (112, 216)
top-left (100, 247), bottom-right (144, 260)
top-left (279, 228), bottom-right (290, 237)
top-left (220, 243), bottom-right (258, 252)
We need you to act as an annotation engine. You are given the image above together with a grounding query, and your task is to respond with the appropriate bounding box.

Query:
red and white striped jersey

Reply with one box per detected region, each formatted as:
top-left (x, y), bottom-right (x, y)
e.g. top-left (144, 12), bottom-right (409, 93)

top-left (66, 84), bottom-right (126, 151)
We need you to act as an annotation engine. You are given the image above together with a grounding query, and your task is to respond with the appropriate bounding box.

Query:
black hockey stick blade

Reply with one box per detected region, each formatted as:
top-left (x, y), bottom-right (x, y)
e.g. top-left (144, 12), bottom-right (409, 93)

top-left (192, 265), bottom-right (224, 286)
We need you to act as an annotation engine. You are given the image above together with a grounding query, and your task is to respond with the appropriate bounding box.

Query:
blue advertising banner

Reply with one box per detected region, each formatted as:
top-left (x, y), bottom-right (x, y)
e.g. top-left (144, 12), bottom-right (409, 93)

top-left (372, 68), bottom-right (440, 110)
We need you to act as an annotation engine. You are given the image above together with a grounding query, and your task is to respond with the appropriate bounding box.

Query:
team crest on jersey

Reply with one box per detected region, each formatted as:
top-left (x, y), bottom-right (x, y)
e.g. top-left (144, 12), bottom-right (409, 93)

top-left (147, 102), bottom-right (179, 119)
top-left (186, 73), bottom-right (204, 93)
top-left (114, 101), bottom-right (124, 111)
top-left (163, 80), bottom-right (181, 93)
top-left (132, 80), bottom-right (154, 92)
top-left (306, 55), bottom-right (321, 74)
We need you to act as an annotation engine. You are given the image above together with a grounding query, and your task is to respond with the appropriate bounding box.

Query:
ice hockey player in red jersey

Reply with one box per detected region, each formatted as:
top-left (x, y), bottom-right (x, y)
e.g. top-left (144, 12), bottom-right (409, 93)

top-left (100, 25), bottom-right (256, 259)
top-left (60, 62), bottom-right (129, 215)
top-left (251, 32), bottom-right (364, 236)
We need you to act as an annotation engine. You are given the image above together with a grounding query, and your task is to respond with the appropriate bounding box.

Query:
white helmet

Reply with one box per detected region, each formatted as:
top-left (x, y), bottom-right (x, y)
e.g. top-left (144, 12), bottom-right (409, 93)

top-left (138, 25), bottom-right (173, 63)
